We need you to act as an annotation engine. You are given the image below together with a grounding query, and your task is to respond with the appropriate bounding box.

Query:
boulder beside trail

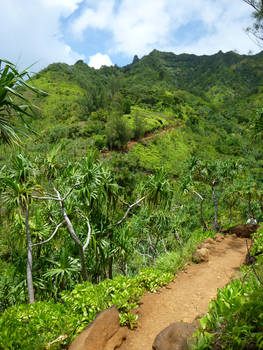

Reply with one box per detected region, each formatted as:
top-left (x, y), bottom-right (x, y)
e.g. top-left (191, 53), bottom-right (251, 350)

top-left (152, 321), bottom-right (198, 350)
top-left (192, 247), bottom-right (209, 263)
top-left (221, 224), bottom-right (259, 238)
top-left (69, 306), bottom-right (127, 350)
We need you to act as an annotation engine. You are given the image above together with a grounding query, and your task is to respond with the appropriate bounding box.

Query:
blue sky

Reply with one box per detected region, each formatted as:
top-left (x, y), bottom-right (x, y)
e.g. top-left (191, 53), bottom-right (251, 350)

top-left (0, 0), bottom-right (260, 72)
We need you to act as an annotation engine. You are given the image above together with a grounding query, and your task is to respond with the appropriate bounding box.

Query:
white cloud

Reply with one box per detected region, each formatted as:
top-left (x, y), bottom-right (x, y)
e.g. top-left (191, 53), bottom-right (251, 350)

top-left (1, 0), bottom-right (260, 73)
top-left (40, 0), bottom-right (82, 16)
top-left (88, 53), bottom-right (113, 69)
top-left (110, 0), bottom-right (171, 55)
top-left (70, 0), bottom-right (260, 58)
top-left (71, 0), bottom-right (115, 39)
top-left (0, 0), bottom-right (84, 71)
top-left (169, 0), bottom-right (259, 55)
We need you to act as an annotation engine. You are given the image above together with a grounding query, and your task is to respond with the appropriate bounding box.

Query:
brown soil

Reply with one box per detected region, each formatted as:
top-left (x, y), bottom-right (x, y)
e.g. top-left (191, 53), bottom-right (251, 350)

top-left (126, 125), bottom-right (178, 150)
top-left (119, 235), bottom-right (248, 350)
top-left (101, 123), bottom-right (182, 157)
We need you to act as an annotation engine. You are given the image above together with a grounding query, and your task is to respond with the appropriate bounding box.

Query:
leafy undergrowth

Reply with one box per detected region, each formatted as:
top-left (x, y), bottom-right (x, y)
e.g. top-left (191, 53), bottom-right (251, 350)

top-left (0, 228), bottom-right (212, 350)
top-left (190, 229), bottom-right (263, 350)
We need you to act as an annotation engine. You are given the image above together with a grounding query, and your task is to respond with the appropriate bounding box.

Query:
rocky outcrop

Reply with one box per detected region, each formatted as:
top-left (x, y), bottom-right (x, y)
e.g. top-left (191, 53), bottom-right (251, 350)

top-left (69, 306), bottom-right (127, 350)
top-left (222, 224), bottom-right (259, 238)
top-left (152, 321), bottom-right (198, 350)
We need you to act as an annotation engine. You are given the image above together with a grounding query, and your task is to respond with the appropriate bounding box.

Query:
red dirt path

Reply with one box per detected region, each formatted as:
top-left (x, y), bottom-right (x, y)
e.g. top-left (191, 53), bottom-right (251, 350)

top-left (119, 235), bottom-right (248, 350)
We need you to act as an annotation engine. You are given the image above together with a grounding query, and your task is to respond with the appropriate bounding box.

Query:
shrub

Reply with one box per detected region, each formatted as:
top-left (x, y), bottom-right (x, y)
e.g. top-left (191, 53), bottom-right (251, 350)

top-left (0, 301), bottom-right (78, 350)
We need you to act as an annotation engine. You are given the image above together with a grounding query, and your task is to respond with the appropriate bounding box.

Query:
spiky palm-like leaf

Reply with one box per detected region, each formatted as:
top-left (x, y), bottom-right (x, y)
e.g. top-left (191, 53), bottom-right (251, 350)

top-left (0, 59), bottom-right (46, 144)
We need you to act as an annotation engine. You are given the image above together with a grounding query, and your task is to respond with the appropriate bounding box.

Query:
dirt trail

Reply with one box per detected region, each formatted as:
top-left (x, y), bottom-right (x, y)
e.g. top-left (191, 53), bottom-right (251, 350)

top-left (119, 235), bottom-right (248, 350)
top-left (101, 123), bottom-right (182, 157)
top-left (126, 125), bottom-right (178, 150)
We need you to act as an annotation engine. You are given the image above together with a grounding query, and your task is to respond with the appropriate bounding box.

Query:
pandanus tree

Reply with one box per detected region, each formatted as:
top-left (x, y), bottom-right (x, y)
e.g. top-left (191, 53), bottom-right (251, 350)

top-left (0, 59), bottom-right (46, 145)
top-left (187, 157), bottom-right (239, 231)
top-left (180, 172), bottom-right (208, 231)
top-left (32, 152), bottom-right (119, 282)
top-left (237, 175), bottom-right (260, 217)
top-left (222, 182), bottom-right (241, 225)
top-left (2, 154), bottom-right (66, 303)
top-left (2, 154), bottom-right (37, 303)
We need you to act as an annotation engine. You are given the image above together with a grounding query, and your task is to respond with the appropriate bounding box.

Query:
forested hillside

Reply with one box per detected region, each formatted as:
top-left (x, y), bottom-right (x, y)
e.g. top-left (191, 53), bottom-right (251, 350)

top-left (0, 50), bottom-right (263, 349)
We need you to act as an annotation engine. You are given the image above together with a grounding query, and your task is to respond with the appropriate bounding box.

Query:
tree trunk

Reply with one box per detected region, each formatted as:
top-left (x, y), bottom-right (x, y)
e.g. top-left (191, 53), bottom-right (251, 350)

top-left (248, 193), bottom-right (252, 216)
top-left (78, 246), bottom-right (88, 281)
top-left (191, 190), bottom-right (208, 231)
top-left (229, 205), bottom-right (233, 225)
top-left (60, 200), bottom-right (88, 281)
top-left (200, 199), bottom-right (208, 230)
top-left (108, 257), bottom-right (113, 280)
top-left (259, 195), bottom-right (263, 213)
top-left (25, 208), bottom-right (34, 304)
top-left (211, 185), bottom-right (220, 231)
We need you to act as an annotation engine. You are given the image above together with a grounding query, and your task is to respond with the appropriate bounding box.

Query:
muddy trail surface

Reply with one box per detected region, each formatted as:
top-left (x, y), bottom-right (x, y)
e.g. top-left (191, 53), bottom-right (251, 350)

top-left (119, 235), bottom-right (248, 350)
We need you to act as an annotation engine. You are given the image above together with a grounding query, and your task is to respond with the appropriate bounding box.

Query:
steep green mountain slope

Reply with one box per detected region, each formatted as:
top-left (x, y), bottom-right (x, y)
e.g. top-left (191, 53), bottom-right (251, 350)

top-left (9, 49), bottom-right (261, 158)
top-left (1, 50), bottom-right (263, 349)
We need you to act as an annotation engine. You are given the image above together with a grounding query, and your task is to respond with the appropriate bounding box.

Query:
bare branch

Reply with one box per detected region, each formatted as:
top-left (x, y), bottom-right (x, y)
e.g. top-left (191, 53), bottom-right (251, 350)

top-left (32, 219), bottom-right (65, 247)
top-left (136, 250), bottom-right (152, 259)
top-left (49, 180), bottom-right (62, 200)
top-left (46, 335), bottom-right (68, 349)
top-left (242, 0), bottom-right (261, 12)
top-left (191, 190), bottom-right (204, 201)
top-left (45, 192), bottom-right (58, 198)
top-left (174, 231), bottom-right (182, 245)
top-left (32, 195), bottom-right (61, 201)
top-left (62, 182), bottom-right (83, 201)
top-left (78, 212), bottom-right (92, 251)
top-left (119, 197), bottom-right (130, 206)
top-left (115, 196), bottom-right (146, 225)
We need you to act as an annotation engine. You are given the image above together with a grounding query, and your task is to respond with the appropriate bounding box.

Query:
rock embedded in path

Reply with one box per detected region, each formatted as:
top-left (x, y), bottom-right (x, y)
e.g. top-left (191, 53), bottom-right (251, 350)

top-left (204, 238), bottom-right (215, 245)
top-left (152, 321), bottom-right (198, 350)
top-left (192, 248), bottom-right (209, 263)
top-left (69, 305), bottom-right (127, 350)
top-left (197, 242), bottom-right (211, 250)
top-left (214, 234), bottom-right (224, 242)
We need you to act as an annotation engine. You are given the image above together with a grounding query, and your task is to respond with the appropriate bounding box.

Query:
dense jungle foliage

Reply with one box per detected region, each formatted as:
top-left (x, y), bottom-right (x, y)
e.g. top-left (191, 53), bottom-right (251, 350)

top-left (1, 49), bottom-right (263, 349)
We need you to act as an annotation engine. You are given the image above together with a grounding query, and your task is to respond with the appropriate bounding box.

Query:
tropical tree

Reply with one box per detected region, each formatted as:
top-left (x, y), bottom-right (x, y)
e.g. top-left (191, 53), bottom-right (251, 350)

top-left (2, 154), bottom-right (37, 303)
top-left (187, 158), bottom-right (239, 231)
top-left (242, 0), bottom-right (263, 45)
top-left (0, 59), bottom-right (46, 144)
top-left (32, 153), bottom-right (119, 281)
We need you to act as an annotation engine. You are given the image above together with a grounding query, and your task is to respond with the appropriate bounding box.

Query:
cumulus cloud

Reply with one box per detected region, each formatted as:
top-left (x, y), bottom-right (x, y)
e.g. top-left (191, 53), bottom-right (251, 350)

top-left (0, 0), bottom-right (84, 71)
top-left (169, 0), bottom-right (258, 55)
top-left (70, 0), bottom-right (259, 58)
top-left (1, 0), bottom-right (260, 72)
top-left (88, 53), bottom-right (113, 69)
top-left (71, 0), bottom-right (115, 39)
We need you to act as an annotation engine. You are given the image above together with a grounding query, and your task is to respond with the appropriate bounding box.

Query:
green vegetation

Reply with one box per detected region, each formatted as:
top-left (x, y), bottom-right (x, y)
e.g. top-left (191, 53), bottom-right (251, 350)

top-left (191, 229), bottom-right (263, 349)
top-left (1, 50), bottom-right (263, 349)
top-left (0, 59), bottom-right (46, 144)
